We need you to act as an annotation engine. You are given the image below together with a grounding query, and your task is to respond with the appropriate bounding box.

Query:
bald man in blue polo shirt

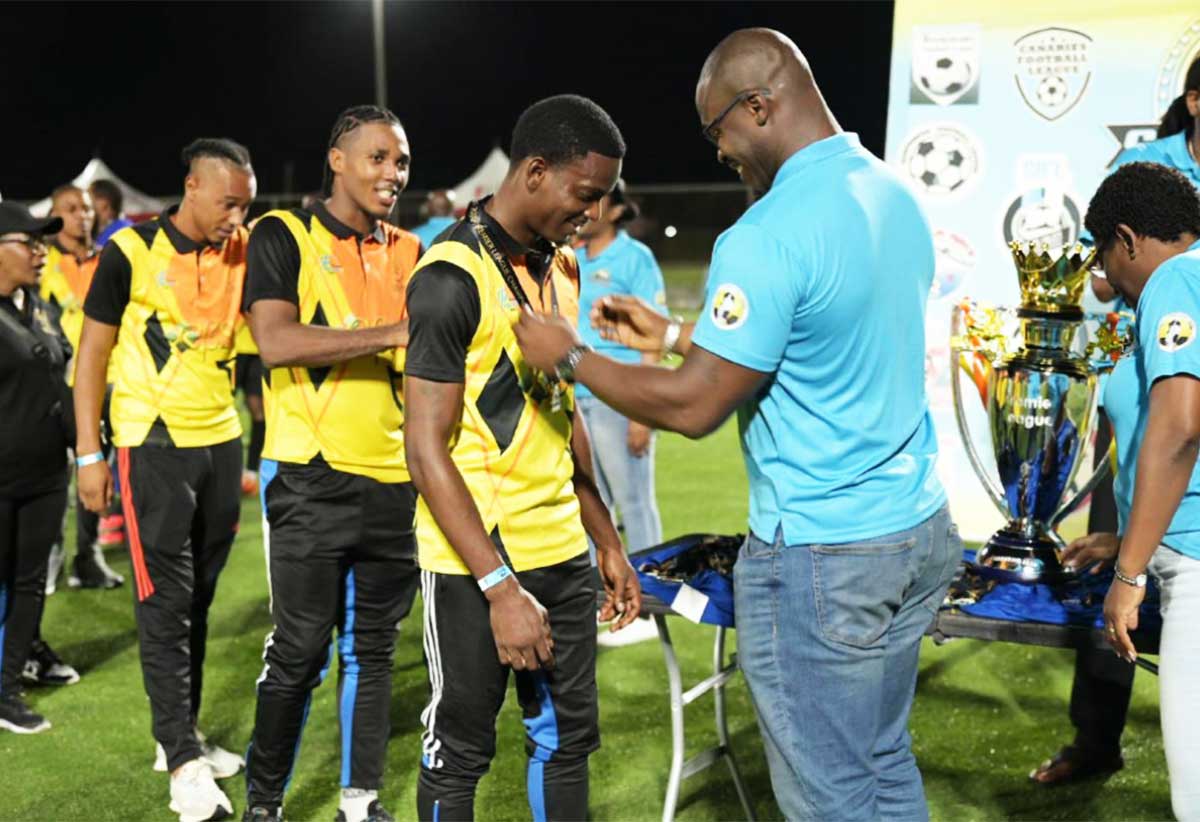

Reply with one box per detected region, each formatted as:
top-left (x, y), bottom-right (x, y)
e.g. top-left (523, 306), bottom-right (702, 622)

top-left (514, 28), bottom-right (958, 821)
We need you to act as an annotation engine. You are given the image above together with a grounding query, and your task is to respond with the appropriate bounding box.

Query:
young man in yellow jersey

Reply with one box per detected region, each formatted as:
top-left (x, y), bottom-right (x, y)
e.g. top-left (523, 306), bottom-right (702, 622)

top-left (241, 106), bottom-right (419, 822)
top-left (75, 139), bottom-right (256, 822)
top-left (39, 184), bottom-right (126, 597)
top-left (404, 95), bottom-right (641, 822)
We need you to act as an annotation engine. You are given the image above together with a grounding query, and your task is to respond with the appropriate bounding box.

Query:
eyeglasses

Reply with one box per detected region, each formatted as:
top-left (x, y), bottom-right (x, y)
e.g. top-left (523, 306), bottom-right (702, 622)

top-left (0, 235), bottom-right (48, 252)
top-left (701, 88), bottom-right (771, 146)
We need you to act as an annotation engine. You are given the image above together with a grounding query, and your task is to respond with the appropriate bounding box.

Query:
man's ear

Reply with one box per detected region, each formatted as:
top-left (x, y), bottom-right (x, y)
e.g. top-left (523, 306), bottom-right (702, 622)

top-left (748, 91), bottom-right (771, 128)
top-left (524, 156), bottom-right (547, 194)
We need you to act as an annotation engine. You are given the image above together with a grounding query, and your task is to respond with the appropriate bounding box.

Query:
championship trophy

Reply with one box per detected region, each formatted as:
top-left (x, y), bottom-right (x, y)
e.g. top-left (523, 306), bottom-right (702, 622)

top-left (950, 242), bottom-right (1122, 583)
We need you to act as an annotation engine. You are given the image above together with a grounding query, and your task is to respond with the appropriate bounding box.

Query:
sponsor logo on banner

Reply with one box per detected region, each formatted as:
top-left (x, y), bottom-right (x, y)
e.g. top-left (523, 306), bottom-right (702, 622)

top-left (899, 123), bottom-right (982, 197)
top-left (710, 284), bottom-right (748, 330)
top-left (1157, 313), bottom-right (1197, 353)
top-left (1105, 124), bottom-right (1160, 166)
top-left (1156, 20), bottom-right (1200, 116)
top-left (1002, 189), bottom-right (1081, 247)
top-left (1014, 27), bottom-right (1093, 121)
top-left (910, 24), bottom-right (982, 105)
top-left (931, 228), bottom-right (976, 300)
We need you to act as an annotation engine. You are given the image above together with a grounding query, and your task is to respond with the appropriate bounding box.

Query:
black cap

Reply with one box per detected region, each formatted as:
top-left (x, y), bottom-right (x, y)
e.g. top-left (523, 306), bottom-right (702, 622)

top-left (0, 202), bottom-right (63, 237)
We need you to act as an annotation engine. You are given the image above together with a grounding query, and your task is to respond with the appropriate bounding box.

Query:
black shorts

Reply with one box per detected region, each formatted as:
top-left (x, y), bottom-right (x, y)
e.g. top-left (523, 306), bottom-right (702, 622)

top-left (235, 354), bottom-right (263, 399)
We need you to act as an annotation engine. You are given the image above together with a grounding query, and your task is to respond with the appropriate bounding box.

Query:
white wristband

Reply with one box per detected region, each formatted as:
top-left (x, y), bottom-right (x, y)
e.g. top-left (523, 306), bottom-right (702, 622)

top-left (662, 316), bottom-right (683, 354)
top-left (75, 451), bottom-right (105, 468)
top-left (477, 564), bottom-right (513, 593)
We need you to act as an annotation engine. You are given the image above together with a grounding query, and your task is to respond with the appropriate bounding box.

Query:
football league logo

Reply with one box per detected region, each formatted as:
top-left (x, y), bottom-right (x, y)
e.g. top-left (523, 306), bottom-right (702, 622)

top-left (931, 229), bottom-right (976, 300)
top-left (899, 124), bottom-right (982, 197)
top-left (1157, 313), bottom-right (1197, 353)
top-left (710, 284), bottom-right (748, 331)
top-left (1002, 188), bottom-right (1081, 247)
top-left (910, 24), bottom-right (982, 106)
top-left (1014, 27), bottom-right (1093, 121)
top-left (1155, 20), bottom-right (1200, 116)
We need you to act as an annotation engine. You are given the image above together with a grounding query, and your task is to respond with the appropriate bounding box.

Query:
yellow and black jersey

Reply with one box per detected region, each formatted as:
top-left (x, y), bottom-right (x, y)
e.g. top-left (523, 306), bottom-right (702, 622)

top-left (405, 199), bottom-right (585, 575)
top-left (83, 209), bottom-right (248, 448)
top-left (39, 242), bottom-right (99, 371)
top-left (243, 202), bottom-right (421, 483)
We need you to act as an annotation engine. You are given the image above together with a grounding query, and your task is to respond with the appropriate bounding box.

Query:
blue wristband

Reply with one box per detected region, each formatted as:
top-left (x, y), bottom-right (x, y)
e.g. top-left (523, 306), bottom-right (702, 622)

top-left (75, 451), bottom-right (105, 468)
top-left (477, 564), bottom-right (513, 592)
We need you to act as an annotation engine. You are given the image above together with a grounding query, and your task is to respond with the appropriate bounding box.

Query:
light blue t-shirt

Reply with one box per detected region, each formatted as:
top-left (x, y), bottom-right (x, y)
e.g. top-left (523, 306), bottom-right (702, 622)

top-left (410, 216), bottom-right (456, 251)
top-left (575, 231), bottom-right (666, 400)
top-left (690, 132), bottom-right (946, 546)
top-left (1102, 240), bottom-right (1200, 559)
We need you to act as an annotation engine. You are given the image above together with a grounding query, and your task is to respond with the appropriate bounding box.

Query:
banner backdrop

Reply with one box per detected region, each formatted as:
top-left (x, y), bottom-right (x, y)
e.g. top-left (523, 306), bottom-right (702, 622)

top-left (885, 1), bottom-right (1200, 539)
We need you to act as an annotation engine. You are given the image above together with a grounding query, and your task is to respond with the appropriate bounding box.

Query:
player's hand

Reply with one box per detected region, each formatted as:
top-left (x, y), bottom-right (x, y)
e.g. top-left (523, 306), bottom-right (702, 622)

top-left (78, 460), bottom-right (113, 513)
top-left (590, 295), bottom-right (668, 352)
top-left (486, 577), bottom-right (555, 671)
top-left (1103, 575), bottom-right (1145, 663)
top-left (1061, 532), bottom-right (1120, 574)
top-left (512, 306), bottom-right (581, 374)
top-left (597, 543), bottom-right (642, 631)
top-left (627, 421), bottom-right (652, 457)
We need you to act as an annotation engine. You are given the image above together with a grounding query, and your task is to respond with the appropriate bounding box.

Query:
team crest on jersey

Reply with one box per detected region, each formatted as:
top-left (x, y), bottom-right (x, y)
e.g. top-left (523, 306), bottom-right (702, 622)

top-left (155, 270), bottom-right (175, 288)
top-left (591, 269), bottom-right (611, 283)
top-left (497, 287), bottom-right (519, 312)
top-left (710, 284), bottom-right (748, 330)
top-left (1157, 313), bottom-right (1197, 353)
top-left (320, 255), bottom-right (343, 274)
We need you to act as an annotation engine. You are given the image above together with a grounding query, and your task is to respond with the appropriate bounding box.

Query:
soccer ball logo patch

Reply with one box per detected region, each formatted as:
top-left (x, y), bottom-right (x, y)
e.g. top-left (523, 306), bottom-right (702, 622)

top-left (1157, 313), bottom-right (1197, 352)
top-left (899, 124), bottom-right (981, 197)
top-left (710, 284), bottom-right (748, 330)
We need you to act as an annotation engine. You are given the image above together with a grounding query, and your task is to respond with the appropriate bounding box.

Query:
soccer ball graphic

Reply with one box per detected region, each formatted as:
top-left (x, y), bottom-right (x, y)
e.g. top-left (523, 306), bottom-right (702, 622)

top-left (1036, 75), bottom-right (1070, 108)
top-left (905, 132), bottom-right (974, 195)
top-left (919, 56), bottom-right (973, 97)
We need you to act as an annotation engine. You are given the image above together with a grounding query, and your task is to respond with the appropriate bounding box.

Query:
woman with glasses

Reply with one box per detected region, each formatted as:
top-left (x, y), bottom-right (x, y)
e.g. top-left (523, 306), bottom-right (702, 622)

top-left (0, 203), bottom-right (74, 734)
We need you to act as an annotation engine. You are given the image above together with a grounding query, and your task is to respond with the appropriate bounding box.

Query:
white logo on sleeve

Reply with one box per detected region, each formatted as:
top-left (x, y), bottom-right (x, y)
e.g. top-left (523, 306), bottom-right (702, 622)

top-left (1157, 313), bottom-right (1197, 352)
top-left (710, 284), bottom-right (749, 330)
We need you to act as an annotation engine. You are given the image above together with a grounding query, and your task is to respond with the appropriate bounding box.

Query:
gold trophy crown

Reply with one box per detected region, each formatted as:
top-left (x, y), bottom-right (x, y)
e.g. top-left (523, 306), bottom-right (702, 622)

top-left (1009, 241), bottom-right (1097, 314)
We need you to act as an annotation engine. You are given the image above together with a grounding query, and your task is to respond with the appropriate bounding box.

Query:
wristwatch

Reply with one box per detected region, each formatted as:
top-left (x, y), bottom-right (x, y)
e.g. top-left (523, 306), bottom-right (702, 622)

top-left (554, 344), bottom-right (592, 384)
top-left (662, 315), bottom-right (684, 354)
top-left (1113, 565), bottom-right (1148, 588)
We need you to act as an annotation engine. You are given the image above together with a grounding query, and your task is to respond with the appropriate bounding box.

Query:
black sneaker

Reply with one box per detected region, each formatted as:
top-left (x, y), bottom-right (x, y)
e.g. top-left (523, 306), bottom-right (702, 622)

top-left (242, 807), bottom-right (283, 822)
top-left (22, 640), bottom-right (80, 686)
top-left (0, 693), bottom-right (51, 734)
top-left (333, 800), bottom-right (394, 822)
top-left (67, 546), bottom-right (124, 590)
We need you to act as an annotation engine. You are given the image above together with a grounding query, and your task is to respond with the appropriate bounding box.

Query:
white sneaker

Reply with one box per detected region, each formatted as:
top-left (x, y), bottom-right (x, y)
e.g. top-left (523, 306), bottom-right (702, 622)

top-left (597, 616), bottom-right (660, 648)
top-left (168, 758), bottom-right (233, 822)
top-left (155, 734), bottom-right (244, 779)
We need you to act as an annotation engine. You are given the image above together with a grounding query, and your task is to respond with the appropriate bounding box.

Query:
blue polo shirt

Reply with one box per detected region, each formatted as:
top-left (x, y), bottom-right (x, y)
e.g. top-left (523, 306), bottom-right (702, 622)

top-left (1102, 240), bottom-right (1200, 559)
top-left (576, 231), bottom-right (666, 400)
top-left (410, 216), bottom-right (456, 251)
top-left (690, 132), bottom-right (946, 546)
top-left (1113, 131), bottom-right (1200, 187)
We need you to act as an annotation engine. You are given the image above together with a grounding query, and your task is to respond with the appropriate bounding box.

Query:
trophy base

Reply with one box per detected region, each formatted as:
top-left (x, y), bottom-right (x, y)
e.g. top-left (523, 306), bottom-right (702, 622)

top-left (973, 528), bottom-right (1077, 585)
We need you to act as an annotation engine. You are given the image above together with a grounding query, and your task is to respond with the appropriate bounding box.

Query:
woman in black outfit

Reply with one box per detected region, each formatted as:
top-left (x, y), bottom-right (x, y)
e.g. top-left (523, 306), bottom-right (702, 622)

top-left (0, 202), bottom-right (76, 733)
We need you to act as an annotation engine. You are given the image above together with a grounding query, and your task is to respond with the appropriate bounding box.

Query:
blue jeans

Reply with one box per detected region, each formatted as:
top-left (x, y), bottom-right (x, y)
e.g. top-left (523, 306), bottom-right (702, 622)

top-left (577, 397), bottom-right (662, 554)
top-left (734, 504), bottom-right (960, 821)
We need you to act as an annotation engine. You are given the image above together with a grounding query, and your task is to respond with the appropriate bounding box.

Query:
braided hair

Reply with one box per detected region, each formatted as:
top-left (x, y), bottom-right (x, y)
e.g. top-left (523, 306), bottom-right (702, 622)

top-left (322, 105), bottom-right (403, 197)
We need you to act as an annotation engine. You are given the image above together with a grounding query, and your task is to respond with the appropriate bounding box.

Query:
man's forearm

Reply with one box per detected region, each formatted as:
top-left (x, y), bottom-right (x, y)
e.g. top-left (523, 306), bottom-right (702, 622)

top-left (73, 326), bottom-right (115, 454)
top-left (256, 321), bottom-right (406, 369)
top-left (408, 445), bottom-right (508, 579)
top-left (574, 354), bottom-right (710, 436)
top-left (1120, 424), bottom-right (1200, 573)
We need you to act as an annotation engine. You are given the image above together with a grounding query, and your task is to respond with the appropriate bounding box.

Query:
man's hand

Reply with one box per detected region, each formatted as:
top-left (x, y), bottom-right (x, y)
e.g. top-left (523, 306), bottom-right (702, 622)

top-left (512, 306), bottom-right (581, 373)
top-left (590, 295), bottom-right (668, 353)
top-left (1061, 532), bottom-right (1120, 574)
top-left (596, 544), bottom-right (642, 631)
top-left (1103, 576), bottom-right (1145, 663)
top-left (78, 461), bottom-right (113, 513)
top-left (627, 421), bottom-right (652, 457)
top-left (486, 577), bottom-right (556, 670)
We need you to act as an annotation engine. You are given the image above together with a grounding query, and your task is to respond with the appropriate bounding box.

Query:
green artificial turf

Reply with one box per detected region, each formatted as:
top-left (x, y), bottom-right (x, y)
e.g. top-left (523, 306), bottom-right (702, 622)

top-left (2, 264), bottom-right (1171, 819)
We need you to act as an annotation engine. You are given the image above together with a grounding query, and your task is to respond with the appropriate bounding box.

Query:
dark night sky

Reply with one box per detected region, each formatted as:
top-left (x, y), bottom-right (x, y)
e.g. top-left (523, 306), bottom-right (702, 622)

top-left (3, 1), bottom-right (894, 200)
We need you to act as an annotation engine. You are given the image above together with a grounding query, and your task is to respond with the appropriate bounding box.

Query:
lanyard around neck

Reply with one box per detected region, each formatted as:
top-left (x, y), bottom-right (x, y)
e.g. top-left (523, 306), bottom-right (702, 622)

top-left (468, 201), bottom-right (558, 316)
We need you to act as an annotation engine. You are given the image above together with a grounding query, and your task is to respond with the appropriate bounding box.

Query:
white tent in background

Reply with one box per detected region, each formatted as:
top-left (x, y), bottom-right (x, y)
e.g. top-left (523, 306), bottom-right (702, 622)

top-left (29, 157), bottom-right (166, 218)
top-left (450, 147), bottom-right (509, 211)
